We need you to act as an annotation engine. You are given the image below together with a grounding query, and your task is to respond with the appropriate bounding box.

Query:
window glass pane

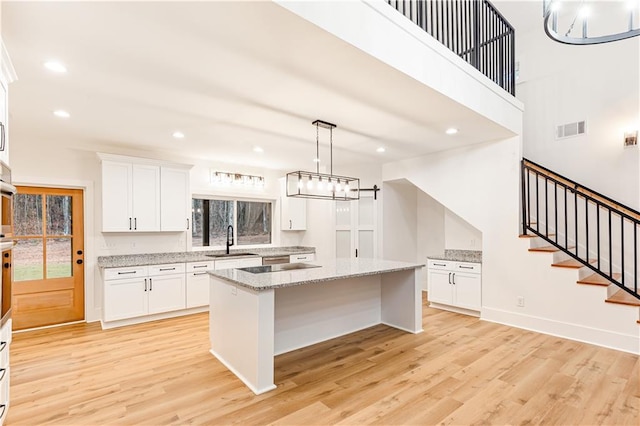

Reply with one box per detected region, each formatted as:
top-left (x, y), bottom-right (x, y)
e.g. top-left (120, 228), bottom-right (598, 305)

top-left (46, 238), bottom-right (72, 278)
top-left (14, 194), bottom-right (43, 236)
top-left (13, 239), bottom-right (44, 281)
top-left (209, 200), bottom-right (234, 246)
top-left (358, 196), bottom-right (374, 227)
top-left (191, 199), bottom-right (204, 247)
top-left (336, 201), bottom-right (351, 227)
top-left (46, 195), bottom-right (72, 236)
top-left (336, 230), bottom-right (351, 258)
top-left (358, 230), bottom-right (375, 259)
top-left (237, 201), bottom-right (272, 245)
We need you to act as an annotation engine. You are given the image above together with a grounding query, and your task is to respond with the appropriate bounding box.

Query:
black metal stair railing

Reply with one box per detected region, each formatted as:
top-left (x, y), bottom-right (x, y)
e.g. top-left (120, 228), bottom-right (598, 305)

top-left (522, 158), bottom-right (640, 300)
top-left (386, 0), bottom-right (515, 95)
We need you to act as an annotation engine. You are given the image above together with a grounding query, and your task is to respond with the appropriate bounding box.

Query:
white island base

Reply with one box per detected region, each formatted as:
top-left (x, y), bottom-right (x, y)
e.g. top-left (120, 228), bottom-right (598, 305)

top-left (209, 263), bottom-right (423, 394)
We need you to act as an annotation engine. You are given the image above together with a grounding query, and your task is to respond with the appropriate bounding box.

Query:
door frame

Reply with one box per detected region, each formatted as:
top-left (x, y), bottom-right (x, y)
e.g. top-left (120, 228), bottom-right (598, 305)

top-left (12, 175), bottom-right (98, 323)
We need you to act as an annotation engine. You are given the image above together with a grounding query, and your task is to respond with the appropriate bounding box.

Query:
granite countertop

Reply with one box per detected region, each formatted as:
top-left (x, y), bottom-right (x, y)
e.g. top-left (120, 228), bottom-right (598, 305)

top-left (98, 246), bottom-right (316, 268)
top-left (209, 258), bottom-right (425, 291)
top-left (428, 249), bottom-right (482, 263)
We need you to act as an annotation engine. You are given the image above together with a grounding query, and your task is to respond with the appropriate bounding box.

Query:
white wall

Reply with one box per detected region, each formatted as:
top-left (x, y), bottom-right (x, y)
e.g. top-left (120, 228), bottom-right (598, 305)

top-left (516, 21), bottom-right (640, 208)
top-left (384, 137), bottom-right (639, 354)
top-left (382, 180), bottom-right (418, 262)
top-left (444, 208), bottom-right (482, 250)
top-left (417, 190), bottom-right (445, 290)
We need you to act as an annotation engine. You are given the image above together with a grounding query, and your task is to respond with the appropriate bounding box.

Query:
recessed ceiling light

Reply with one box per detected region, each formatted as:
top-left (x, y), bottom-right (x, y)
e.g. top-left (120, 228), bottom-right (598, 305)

top-left (172, 131), bottom-right (185, 139)
top-left (44, 61), bottom-right (67, 73)
top-left (445, 128), bottom-right (459, 135)
top-left (253, 146), bottom-right (264, 153)
top-left (53, 110), bottom-right (70, 118)
top-left (376, 147), bottom-right (386, 153)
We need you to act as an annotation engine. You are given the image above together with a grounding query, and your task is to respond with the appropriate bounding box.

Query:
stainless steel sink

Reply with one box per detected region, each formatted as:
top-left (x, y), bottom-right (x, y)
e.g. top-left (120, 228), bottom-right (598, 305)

top-left (205, 252), bottom-right (258, 258)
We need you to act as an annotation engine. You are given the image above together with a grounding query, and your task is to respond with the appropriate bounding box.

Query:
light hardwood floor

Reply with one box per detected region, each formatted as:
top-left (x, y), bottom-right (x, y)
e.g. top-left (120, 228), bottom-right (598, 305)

top-left (7, 294), bottom-right (640, 425)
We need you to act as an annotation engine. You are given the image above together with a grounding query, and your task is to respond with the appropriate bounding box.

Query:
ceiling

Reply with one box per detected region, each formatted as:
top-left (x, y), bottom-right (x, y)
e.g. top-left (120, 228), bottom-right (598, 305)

top-left (2, 1), bottom-right (519, 172)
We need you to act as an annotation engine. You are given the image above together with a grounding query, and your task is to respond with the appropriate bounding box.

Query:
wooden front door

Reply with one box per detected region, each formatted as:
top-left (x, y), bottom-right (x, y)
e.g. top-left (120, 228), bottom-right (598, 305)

top-left (12, 186), bottom-right (84, 330)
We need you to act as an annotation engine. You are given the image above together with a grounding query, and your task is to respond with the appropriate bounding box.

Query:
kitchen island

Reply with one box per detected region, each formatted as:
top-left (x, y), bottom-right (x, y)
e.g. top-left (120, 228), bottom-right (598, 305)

top-left (208, 258), bottom-right (424, 394)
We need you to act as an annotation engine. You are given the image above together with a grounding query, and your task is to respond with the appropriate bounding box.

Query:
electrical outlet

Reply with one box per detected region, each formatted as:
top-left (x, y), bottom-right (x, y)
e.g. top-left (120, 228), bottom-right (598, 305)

top-left (470, 239), bottom-right (476, 247)
top-left (517, 296), bottom-right (525, 307)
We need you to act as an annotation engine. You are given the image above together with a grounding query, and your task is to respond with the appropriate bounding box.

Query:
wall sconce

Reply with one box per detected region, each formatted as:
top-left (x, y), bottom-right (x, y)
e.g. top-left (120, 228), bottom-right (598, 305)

top-left (624, 130), bottom-right (638, 147)
top-left (211, 171), bottom-right (265, 188)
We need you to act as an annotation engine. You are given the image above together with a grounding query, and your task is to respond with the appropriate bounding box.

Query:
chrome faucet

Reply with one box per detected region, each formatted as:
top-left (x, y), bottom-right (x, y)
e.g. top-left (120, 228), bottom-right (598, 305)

top-left (226, 224), bottom-right (234, 254)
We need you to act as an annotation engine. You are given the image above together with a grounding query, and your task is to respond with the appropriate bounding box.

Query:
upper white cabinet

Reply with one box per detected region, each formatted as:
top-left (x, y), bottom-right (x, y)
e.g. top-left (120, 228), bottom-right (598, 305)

top-left (102, 161), bottom-right (160, 232)
top-left (280, 178), bottom-right (306, 231)
top-left (0, 43), bottom-right (17, 167)
top-left (100, 154), bottom-right (191, 232)
top-left (160, 167), bottom-right (189, 231)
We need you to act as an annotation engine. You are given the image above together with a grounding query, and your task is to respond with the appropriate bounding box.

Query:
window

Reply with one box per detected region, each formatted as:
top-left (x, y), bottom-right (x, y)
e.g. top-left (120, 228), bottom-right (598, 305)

top-left (192, 198), bottom-right (272, 247)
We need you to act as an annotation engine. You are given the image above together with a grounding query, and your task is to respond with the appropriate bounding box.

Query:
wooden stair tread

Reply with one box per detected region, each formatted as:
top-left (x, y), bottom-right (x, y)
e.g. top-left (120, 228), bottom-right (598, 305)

top-left (605, 290), bottom-right (640, 307)
top-left (519, 233), bottom-right (556, 239)
top-left (577, 273), bottom-right (621, 286)
top-left (529, 245), bottom-right (560, 252)
top-left (551, 258), bottom-right (595, 269)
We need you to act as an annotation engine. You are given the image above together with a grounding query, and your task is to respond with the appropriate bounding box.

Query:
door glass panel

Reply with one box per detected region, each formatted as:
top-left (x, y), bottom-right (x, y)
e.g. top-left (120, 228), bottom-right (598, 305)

top-left (13, 194), bottom-right (43, 236)
top-left (358, 230), bottom-right (375, 259)
top-left (336, 230), bottom-right (351, 258)
top-left (13, 239), bottom-right (44, 281)
top-left (336, 201), bottom-right (351, 227)
top-left (46, 195), bottom-right (72, 236)
top-left (46, 238), bottom-right (72, 278)
top-left (358, 197), bottom-right (374, 227)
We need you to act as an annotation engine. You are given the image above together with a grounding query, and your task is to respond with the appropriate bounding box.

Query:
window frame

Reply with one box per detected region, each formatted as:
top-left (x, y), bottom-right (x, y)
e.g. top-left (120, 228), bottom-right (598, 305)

top-left (190, 194), bottom-right (276, 251)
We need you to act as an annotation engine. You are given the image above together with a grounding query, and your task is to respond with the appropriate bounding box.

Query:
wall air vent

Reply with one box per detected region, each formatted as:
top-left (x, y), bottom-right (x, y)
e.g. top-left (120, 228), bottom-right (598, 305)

top-left (556, 121), bottom-right (586, 139)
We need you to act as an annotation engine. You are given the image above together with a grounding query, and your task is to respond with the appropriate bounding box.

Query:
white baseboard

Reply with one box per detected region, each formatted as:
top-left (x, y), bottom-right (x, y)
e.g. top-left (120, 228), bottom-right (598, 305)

top-left (482, 306), bottom-right (640, 355)
top-left (429, 302), bottom-right (480, 317)
top-left (101, 306), bottom-right (208, 329)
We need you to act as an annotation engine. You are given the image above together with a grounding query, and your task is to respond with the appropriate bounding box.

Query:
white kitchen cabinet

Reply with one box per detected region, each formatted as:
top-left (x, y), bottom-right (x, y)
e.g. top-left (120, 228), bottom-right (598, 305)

top-left (160, 166), bottom-right (190, 231)
top-left (186, 261), bottom-right (214, 308)
top-left (103, 263), bottom-right (185, 322)
top-left (289, 253), bottom-right (315, 263)
top-left (101, 161), bottom-right (161, 232)
top-left (427, 260), bottom-right (481, 315)
top-left (104, 275), bottom-right (148, 321)
top-left (214, 257), bottom-right (262, 270)
top-left (0, 77), bottom-right (8, 167)
top-left (0, 318), bottom-right (12, 426)
top-left (281, 196), bottom-right (306, 231)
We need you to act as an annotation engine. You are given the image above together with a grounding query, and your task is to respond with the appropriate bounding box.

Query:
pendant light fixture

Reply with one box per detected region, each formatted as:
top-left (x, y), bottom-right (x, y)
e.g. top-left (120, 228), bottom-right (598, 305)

top-left (543, 0), bottom-right (640, 45)
top-left (286, 120), bottom-right (360, 201)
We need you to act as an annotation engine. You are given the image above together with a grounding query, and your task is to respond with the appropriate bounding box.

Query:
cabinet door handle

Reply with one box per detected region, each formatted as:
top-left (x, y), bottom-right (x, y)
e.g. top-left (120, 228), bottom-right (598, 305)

top-left (187, 218), bottom-right (190, 230)
top-left (448, 272), bottom-right (451, 284)
top-left (134, 218), bottom-right (137, 230)
top-left (118, 271), bottom-right (137, 275)
top-left (452, 273), bottom-right (456, 285)
top-left (159, 267), bottom-right (175, 271)
top-left (193, 272), bottom-right (208, 276)
top-left (289, 219), bottom-right (292, 229)
top-left (434, 263), bottom-right (446, 267)
top-left (129, 218), bottom-right (132, 230)
top-left (193, 265), bottom-right (208, 269)
top-left (144, 278), bottom-right (147, 292)
top-left (149, 278), bottom-right (152, 291)
top-left (0, 341), bottom-right (6, 353)
top-left (0, 122), bottom-right (5, 151)
top-left (459, 265), bottom-right (474, 270)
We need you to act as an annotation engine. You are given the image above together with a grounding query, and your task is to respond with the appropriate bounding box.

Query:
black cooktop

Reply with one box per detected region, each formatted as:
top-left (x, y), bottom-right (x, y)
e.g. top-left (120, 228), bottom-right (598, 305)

top-left (239, 263), bottom-right (321, 274)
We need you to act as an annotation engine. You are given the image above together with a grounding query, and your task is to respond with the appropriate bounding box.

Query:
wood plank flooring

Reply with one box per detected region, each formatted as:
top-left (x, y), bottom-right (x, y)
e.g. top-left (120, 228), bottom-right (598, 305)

top-left (6, 294), bottom-right (640, 425)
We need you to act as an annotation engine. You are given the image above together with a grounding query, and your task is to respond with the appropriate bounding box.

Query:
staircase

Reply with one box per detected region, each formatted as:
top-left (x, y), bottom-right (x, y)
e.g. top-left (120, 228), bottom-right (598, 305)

top-left (521, 159), bottom-right (640, 326)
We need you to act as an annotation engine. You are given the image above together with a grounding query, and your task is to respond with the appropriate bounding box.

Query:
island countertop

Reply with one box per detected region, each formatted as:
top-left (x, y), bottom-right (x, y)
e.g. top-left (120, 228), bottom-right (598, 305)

top-left (208, 258), bottom-right (425, 291)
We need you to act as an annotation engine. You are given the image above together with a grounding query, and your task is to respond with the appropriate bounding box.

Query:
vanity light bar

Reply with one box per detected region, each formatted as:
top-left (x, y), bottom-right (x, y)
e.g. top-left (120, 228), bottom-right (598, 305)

top-left (211, 171), bottom-right (265, 188)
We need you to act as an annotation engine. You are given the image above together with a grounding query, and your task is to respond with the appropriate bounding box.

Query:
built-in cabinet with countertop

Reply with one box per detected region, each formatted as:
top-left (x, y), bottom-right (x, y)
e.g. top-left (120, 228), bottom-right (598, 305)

top-left (102, 256), bottom-right (265, 328)
top-left (427, 259), bottom-right (481, 316)
top-left (99, 154), bottom-right (191, 232)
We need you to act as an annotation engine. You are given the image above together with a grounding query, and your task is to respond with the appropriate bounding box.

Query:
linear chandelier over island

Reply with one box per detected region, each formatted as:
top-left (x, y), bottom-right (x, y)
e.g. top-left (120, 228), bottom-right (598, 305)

top-left (286, 119), bottom-right (360, 201)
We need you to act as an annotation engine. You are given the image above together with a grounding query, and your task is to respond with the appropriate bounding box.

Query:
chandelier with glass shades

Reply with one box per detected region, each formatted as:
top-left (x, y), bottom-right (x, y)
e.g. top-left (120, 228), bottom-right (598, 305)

top-left (543, 0), bottom-right (640, 45)
top-left (285, 120), bottom-right (360, 201)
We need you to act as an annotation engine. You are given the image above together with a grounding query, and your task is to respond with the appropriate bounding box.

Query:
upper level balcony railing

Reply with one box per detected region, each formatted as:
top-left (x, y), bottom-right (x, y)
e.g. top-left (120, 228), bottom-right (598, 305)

top-left (386, 0), bottom-right (515, 95)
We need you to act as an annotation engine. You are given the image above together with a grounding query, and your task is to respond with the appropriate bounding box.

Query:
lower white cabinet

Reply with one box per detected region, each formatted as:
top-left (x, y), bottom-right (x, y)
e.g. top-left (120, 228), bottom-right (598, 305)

top-left (186, 261), bottom-right (214, 308)
top-left (0, 319), bottom-right (12, 426)
top-left (289, 253), bottom-right (315, 263)
top-left (427, 260), bottom-right (481, 313)
top-left (104, 263), bottom-right (186, 322)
